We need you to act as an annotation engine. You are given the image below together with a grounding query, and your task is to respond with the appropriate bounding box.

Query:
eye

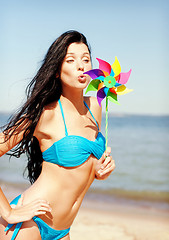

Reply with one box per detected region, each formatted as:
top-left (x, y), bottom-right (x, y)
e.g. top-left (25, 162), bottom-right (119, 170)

top-left (66, 58), bottom-right (74, 63)
top-left (83, 58), bottom-right (90, 63)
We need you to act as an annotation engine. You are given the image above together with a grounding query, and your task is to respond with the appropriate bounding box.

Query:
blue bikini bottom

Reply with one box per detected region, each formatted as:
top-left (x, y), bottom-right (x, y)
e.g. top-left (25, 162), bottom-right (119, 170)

top-left (4, 195), bottom-right (70, 240)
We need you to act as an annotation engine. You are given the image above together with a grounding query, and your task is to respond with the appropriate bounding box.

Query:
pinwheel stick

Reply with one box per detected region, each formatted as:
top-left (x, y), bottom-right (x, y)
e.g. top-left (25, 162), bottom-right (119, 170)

top-left (105, 97), bottom-right (108, 150)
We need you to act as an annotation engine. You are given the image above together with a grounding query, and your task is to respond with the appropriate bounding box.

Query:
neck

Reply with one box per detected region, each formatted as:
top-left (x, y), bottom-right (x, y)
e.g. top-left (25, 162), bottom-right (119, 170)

top-left (60, 89), bottom-right (86, 114)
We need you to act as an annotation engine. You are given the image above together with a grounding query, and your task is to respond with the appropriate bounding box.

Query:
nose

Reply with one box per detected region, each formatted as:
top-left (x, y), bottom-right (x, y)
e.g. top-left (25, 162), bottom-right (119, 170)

top-left (78, 66), bottom-right (84, 71)
top-left (77, 60), bottom-right (84, 71)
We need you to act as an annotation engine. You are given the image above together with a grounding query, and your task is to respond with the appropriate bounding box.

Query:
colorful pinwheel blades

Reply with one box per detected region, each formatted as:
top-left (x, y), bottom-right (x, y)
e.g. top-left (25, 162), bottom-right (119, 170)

top-left (84, 57), bottom-right (133, 106)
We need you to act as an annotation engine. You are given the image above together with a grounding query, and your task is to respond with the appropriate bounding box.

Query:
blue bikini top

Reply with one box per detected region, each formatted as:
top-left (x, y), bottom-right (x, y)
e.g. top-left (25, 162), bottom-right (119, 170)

top-left (42, 99), bottom-right (105, 167)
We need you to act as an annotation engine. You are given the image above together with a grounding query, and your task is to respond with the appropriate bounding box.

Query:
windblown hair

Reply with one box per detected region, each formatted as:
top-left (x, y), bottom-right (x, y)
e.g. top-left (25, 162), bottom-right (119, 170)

top-left (2, 30), bottom-right (91, 184)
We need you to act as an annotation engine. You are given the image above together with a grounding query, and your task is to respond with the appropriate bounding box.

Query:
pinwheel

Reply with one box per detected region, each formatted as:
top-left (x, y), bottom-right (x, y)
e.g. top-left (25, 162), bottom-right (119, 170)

top-left (84, 57), bottom-right (133, 149)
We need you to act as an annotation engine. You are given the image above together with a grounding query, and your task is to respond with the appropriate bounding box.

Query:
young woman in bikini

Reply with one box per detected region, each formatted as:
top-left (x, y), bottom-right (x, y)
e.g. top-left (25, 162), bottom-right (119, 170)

top-left (0, 30), bottom-right (115, 240)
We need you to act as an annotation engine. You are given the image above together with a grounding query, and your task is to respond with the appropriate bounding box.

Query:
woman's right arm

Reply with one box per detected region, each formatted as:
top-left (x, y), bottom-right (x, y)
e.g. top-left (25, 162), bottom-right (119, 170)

top-left (0, 129), bottom-right (24, 157)
top-left (0, 187), bottom-right (51, 224)
top-left (0, 117), bottom-right (32, 156)
top-left (0, 130), bottom-right (51, 224)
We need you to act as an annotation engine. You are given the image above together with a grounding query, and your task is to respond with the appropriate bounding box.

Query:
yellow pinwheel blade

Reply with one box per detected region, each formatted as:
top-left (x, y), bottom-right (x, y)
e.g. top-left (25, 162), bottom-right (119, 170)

top-left (111, 56), bottom-right (121, 77)
top-left (116, 85), bottom-right (133, 95)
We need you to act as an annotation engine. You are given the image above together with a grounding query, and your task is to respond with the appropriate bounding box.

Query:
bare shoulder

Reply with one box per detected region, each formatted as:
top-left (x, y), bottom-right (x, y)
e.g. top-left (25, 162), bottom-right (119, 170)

top-left (84, 96), bottom-right (102, 127)
top-left (34, 101), bottom-right (58, 138)
top-left (41, 102), bottom-right (57, 123)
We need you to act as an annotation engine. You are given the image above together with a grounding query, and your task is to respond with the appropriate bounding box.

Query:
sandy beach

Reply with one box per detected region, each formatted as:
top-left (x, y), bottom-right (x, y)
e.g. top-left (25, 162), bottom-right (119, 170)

top-left (71, 197), bottom-right (169, 240)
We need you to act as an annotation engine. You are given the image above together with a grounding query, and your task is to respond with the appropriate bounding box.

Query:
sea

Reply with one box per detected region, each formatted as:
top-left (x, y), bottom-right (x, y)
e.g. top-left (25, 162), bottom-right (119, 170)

top-left (0, 112), bottom-right (169, 210)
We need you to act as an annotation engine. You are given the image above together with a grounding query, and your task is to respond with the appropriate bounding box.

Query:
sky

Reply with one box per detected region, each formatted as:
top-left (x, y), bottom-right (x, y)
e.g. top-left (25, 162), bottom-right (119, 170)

top-left (0, 0), bottom-right (169, 115)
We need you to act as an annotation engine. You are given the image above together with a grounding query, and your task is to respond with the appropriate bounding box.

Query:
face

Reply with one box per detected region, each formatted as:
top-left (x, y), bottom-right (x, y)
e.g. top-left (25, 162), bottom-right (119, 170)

top-left (60, 42), bottom-right (92, 90)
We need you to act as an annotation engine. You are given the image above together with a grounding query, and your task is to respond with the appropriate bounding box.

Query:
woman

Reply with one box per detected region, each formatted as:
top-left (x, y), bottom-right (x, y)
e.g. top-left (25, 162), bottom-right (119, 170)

top-left (0, 30), bottom-right (115, 240)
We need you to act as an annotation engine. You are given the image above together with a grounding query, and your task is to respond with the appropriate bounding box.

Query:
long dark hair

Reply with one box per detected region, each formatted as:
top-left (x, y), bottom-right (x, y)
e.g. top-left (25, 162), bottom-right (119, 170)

top-left (2, 30), bottom-right (91, 184)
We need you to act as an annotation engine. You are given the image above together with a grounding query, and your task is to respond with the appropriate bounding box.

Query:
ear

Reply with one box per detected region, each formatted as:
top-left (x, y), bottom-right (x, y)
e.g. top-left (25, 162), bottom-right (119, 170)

top-left (56, 73), bottom-right (59, 78)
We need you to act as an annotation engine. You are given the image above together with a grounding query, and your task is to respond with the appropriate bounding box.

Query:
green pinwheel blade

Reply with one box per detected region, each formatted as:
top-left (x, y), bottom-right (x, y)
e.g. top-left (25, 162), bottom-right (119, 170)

top-left (85, 79), bottom-right (101, 94)
top-left (107, 91), bottom-right (120, 105)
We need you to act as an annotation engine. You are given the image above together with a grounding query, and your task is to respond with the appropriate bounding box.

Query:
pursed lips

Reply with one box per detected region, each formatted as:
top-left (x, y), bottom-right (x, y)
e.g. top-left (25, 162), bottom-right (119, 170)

top-left (78, 75), bottom-right (86, 82)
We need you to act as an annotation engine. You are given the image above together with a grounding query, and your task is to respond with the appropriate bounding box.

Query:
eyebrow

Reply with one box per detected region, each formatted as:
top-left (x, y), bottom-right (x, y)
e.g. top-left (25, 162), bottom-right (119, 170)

top-left (66, 52), bottom-right (90, 56)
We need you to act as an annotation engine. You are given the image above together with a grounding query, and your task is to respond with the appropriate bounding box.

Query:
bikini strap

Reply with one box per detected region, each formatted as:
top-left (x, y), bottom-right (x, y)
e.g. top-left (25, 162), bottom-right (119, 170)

top-left (58, 99), bottom-right (68, 136)
top-left (84, 101), bottom-right (99, 130)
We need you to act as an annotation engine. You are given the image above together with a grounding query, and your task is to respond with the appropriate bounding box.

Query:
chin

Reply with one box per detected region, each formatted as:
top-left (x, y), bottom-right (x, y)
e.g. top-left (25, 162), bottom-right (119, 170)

top-left (80, 82), bottom-right (89, 90)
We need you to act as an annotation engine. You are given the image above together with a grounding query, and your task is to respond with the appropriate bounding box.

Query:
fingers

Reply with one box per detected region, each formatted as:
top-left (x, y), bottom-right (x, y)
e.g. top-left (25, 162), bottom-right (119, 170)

top-left (16, 199), bottom-right (52, 217)
top-left (29, 199), bottom-right (52, 215)
top-left (34, 205), bottom-right (52, 216)
top-left (98, 146), bottom-right (111, 164)
top-left (96, 146), bottom-right (115, 179)
top-left (99, 146), bottom-right (112, 168)
top-left (96, 154), bottom-right (115, 179)
top-left (98, 156), bottom-right (115, 175)
top-left (100, 155), bottom-right (112, 170)
top-left (100, 158), bottom-right (116, 176)
top-left (105, 147), bottom-right (111, 157)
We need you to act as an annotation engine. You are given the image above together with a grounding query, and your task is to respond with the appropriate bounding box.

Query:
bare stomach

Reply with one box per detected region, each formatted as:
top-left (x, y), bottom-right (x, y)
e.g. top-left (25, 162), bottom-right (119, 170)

top-left (22, 155), bottom-right (97, 230)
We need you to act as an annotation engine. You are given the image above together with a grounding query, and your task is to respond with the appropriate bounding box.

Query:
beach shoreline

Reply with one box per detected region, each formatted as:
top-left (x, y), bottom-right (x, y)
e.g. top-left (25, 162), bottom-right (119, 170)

top-left (71, 194), bottom-right (169, 240)
top-left (1, 184), bottom-right (169, 240)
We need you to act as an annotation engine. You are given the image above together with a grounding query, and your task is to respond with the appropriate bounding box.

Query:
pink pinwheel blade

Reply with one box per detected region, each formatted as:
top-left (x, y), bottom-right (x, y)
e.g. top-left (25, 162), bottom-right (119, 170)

top-left (117, 69), bottom-right (132, 85)
top-left (96, 58), bottom-right (112, 75)
top-left (84, 69), bottom-right (105, 80)
top-left (97, 88), bottom-right (106, 106)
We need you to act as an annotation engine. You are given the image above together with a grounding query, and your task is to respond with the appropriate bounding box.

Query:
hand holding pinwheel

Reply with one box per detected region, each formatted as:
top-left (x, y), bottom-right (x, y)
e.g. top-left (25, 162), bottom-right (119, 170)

top-left (84, 57), bottom-right (133, 149)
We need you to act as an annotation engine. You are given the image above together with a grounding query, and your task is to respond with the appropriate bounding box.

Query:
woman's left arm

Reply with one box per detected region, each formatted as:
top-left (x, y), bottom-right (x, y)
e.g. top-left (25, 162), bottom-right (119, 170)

top-left (89, 97), bottom-right (115, 180)
top-left (95, 147), bottom-right (115, 180)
